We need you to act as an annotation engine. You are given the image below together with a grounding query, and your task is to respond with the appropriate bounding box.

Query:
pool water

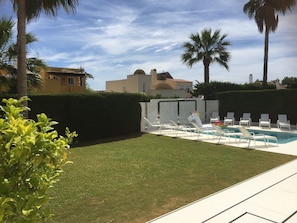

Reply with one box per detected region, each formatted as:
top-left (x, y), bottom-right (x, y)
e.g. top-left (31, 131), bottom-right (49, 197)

top-left (227, 127), bottom-right (297, 144)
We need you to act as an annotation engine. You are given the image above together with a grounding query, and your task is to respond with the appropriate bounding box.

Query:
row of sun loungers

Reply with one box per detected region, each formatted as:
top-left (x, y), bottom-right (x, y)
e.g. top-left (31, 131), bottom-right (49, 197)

top-left (143, 117), bottom-right (278, 148)
top-left (210, 112), bottom-right (291, 130)
top-left (212, 125), bottom-right (278, 148)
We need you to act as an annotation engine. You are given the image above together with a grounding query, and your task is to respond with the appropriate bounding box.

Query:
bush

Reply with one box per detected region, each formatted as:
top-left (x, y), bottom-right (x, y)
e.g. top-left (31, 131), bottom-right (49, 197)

top-left (0, 97), bottom-right (77, 222)
top-left (0, 93), bottom-right (142, 143)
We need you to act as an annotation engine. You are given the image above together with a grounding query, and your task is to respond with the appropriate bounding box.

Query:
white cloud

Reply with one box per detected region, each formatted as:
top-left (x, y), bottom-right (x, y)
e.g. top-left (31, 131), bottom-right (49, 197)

top-left (1, 0), bottom-right (296, 90)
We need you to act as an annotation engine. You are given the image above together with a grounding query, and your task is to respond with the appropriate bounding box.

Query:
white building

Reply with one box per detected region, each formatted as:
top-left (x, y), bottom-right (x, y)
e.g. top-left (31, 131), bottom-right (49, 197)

top-left (106, 69), bottom-right (193, 98)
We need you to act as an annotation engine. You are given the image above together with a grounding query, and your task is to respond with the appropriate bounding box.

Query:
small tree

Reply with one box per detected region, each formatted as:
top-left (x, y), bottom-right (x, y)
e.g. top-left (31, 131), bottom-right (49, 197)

top-left (0, 97), bottom-right (77, 222)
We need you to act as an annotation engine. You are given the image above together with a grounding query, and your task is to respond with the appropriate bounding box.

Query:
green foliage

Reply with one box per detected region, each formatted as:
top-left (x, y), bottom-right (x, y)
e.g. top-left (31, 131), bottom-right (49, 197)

top-left (27, 93), bottom-right (141, 142)
top-left (47, 134), bottom-right (295, 222)
top-left (282, 76), bottom-right (297, 88)
top-left (0, 17), bottom-right (46, 94)
top-left (0, 93), bottom-right (141, 143)
top-left (217, 89), bottom-right (297, 124)
top-left (181, 29), bottom-right (231, 83)
top-left (193, 81), bottom-right (275, 99)
top-left (0, 97), bottom-right (77, 222)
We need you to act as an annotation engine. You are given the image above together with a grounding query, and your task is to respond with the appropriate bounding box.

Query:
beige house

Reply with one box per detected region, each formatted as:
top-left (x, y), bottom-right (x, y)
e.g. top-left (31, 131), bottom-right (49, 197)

top-left (31, 67), bottom-right (87, 94)
top-left (1, 66), bottom-right (88, 94)
top-left (106, 69), bottom-right (192, 97)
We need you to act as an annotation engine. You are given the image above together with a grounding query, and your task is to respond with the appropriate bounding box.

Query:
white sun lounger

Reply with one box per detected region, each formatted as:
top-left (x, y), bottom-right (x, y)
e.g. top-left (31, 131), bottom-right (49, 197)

top-left (213, 124), bottom-right (242, 144)
top-left (190, 122), bottom-right (215, 139)
top-left (238, 126), bottom-right (278, 148)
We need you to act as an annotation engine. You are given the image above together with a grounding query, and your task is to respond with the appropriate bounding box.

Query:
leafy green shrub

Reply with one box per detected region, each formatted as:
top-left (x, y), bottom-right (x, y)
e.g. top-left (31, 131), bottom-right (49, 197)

top-left (0, 97), bottom-right (77, 222)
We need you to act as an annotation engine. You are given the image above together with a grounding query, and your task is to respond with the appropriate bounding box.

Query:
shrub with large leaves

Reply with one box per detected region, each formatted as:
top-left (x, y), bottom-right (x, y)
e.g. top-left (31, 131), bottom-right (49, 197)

top-left (0, 97), bottom-right (77, 222)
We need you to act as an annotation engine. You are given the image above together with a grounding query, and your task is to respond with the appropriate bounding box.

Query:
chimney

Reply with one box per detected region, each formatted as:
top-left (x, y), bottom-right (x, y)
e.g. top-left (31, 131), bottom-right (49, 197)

top-left (150, 69), bottom-right (157, 88)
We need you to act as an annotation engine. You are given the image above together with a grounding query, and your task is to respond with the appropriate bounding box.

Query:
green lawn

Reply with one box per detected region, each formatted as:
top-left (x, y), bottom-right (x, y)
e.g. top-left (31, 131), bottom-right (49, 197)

top-left (48, 133), bottom-right (296, 223)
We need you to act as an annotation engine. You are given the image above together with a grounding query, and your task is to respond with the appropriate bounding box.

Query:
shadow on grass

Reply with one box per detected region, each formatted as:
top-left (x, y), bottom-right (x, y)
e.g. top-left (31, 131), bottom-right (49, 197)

top-left (72, 132), bottom-right (145, 148)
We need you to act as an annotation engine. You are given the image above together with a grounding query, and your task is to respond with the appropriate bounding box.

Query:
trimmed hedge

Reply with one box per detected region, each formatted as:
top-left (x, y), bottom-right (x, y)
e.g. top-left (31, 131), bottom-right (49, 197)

top-left (193, 81), bottom-right (275, 99)
top-left (216, 89), bottom-right (297, 125)
top-left (0, 93), bottom-right (142, 143)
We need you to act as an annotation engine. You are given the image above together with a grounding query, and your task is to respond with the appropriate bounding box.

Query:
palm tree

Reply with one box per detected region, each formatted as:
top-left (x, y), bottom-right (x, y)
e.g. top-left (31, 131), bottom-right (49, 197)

top-left (243, 0), bottom-right (297, 88)
top-left (0, 0), bottom-right (79, 99)
top-left (0, 16), bottom-right (14, 60)
top-left (181, 28), bottom-right (231, 83)
top-left (0, 17), bottom-right (46, 93)
top-left (0, 17), bottom-right (14, 92)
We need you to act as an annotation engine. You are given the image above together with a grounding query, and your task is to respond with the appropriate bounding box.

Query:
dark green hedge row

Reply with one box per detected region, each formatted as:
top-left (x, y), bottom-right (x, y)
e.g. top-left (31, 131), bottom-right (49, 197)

top-left (216, 89), bottom-right (297, 125)
top-left (0, 93), bottom-right (142, 143)
top-left (193, 81), bottom-right (275, 99)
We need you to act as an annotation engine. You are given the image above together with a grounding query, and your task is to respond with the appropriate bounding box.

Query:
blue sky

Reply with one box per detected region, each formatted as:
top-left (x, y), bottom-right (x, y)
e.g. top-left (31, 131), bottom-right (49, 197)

top-left (1, 0), bottom-right (296, 90)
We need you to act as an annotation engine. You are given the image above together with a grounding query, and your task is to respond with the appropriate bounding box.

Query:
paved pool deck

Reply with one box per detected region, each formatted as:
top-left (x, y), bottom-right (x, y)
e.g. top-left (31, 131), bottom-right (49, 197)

top-left (144, 125), bottom-right (297, 223)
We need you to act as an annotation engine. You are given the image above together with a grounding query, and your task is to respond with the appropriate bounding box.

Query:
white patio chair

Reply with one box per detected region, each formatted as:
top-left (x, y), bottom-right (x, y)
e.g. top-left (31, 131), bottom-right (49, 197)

top-left (223, 112), bottom-right (235, 125)
top-left (210, 111), bottom-right (220, 124)
top-left (259, 113), bottom-right (271, 129)
top-left (277, 114), bottom-right (291, 130)
top-left (239, 113), bottom-right (252, 127)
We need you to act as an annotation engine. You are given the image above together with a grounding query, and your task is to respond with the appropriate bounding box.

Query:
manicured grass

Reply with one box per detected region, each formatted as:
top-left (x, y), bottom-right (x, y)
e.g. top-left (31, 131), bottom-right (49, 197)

top-left (48, 133), bottom-right (296, 223)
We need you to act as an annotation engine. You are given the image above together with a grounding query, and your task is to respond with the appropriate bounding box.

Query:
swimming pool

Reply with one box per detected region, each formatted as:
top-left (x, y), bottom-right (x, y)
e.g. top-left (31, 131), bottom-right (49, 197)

top-left (227, 127), bottom-right (297, 144)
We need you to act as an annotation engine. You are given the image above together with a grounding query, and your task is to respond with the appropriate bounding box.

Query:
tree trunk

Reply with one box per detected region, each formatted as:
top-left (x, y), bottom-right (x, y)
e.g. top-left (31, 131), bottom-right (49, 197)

top-left (17, 0), bottom-right (27, 100)
top-left (263, 26), bottom-right (269, 88)
top-left (203, 58), bottom-right (210, 83)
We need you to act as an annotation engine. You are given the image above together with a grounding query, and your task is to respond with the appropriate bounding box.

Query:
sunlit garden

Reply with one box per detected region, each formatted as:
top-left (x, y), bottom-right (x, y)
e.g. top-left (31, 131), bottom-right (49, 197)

top-left (47, 133), bottom-right (295, 223)
top-left (1, 0), bottom-right (297, 222)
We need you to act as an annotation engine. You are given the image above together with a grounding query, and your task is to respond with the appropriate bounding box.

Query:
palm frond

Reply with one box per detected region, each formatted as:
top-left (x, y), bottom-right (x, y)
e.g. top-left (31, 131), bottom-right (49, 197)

top-left (24, 0), bottom-right (79, 21)
top-left (0, 16), bottom-right (46, 93)
top-left (0, 17), bottom-right (15, 52)
top-left (181, 28), bottom-right (231, 82)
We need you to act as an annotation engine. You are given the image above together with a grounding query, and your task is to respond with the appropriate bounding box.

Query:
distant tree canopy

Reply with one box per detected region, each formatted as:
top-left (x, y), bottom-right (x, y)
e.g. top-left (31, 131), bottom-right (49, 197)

top-left (193, 81), bottom-right (275, 99)
top-left (282, 76), bottom-right (297, 88)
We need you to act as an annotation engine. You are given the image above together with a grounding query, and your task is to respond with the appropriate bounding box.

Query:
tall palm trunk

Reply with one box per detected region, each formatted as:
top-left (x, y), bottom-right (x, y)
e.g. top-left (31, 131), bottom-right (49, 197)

top-left (203, 58), bottom-right (210, 83)
top-left (263, 26), bottom-right (269, 88)
top-left (16, 0), bottom-right (27, 102)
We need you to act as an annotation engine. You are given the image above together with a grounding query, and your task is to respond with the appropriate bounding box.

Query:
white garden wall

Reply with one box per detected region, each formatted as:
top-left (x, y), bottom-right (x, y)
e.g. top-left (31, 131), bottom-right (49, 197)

top-left (140, 98), bottom-right (219, 131)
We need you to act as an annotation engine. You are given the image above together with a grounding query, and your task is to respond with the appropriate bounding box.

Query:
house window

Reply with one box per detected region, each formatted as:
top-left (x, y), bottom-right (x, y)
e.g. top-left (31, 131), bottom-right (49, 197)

top-left (68, 77), bottom-right (74, 85)
top-left (78, 77), bottom-right (83, 86)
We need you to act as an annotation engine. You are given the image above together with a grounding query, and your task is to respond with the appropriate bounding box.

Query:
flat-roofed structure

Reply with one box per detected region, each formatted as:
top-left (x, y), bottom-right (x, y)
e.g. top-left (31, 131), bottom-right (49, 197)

top-left (106, 69), bottom-right (192, 98)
